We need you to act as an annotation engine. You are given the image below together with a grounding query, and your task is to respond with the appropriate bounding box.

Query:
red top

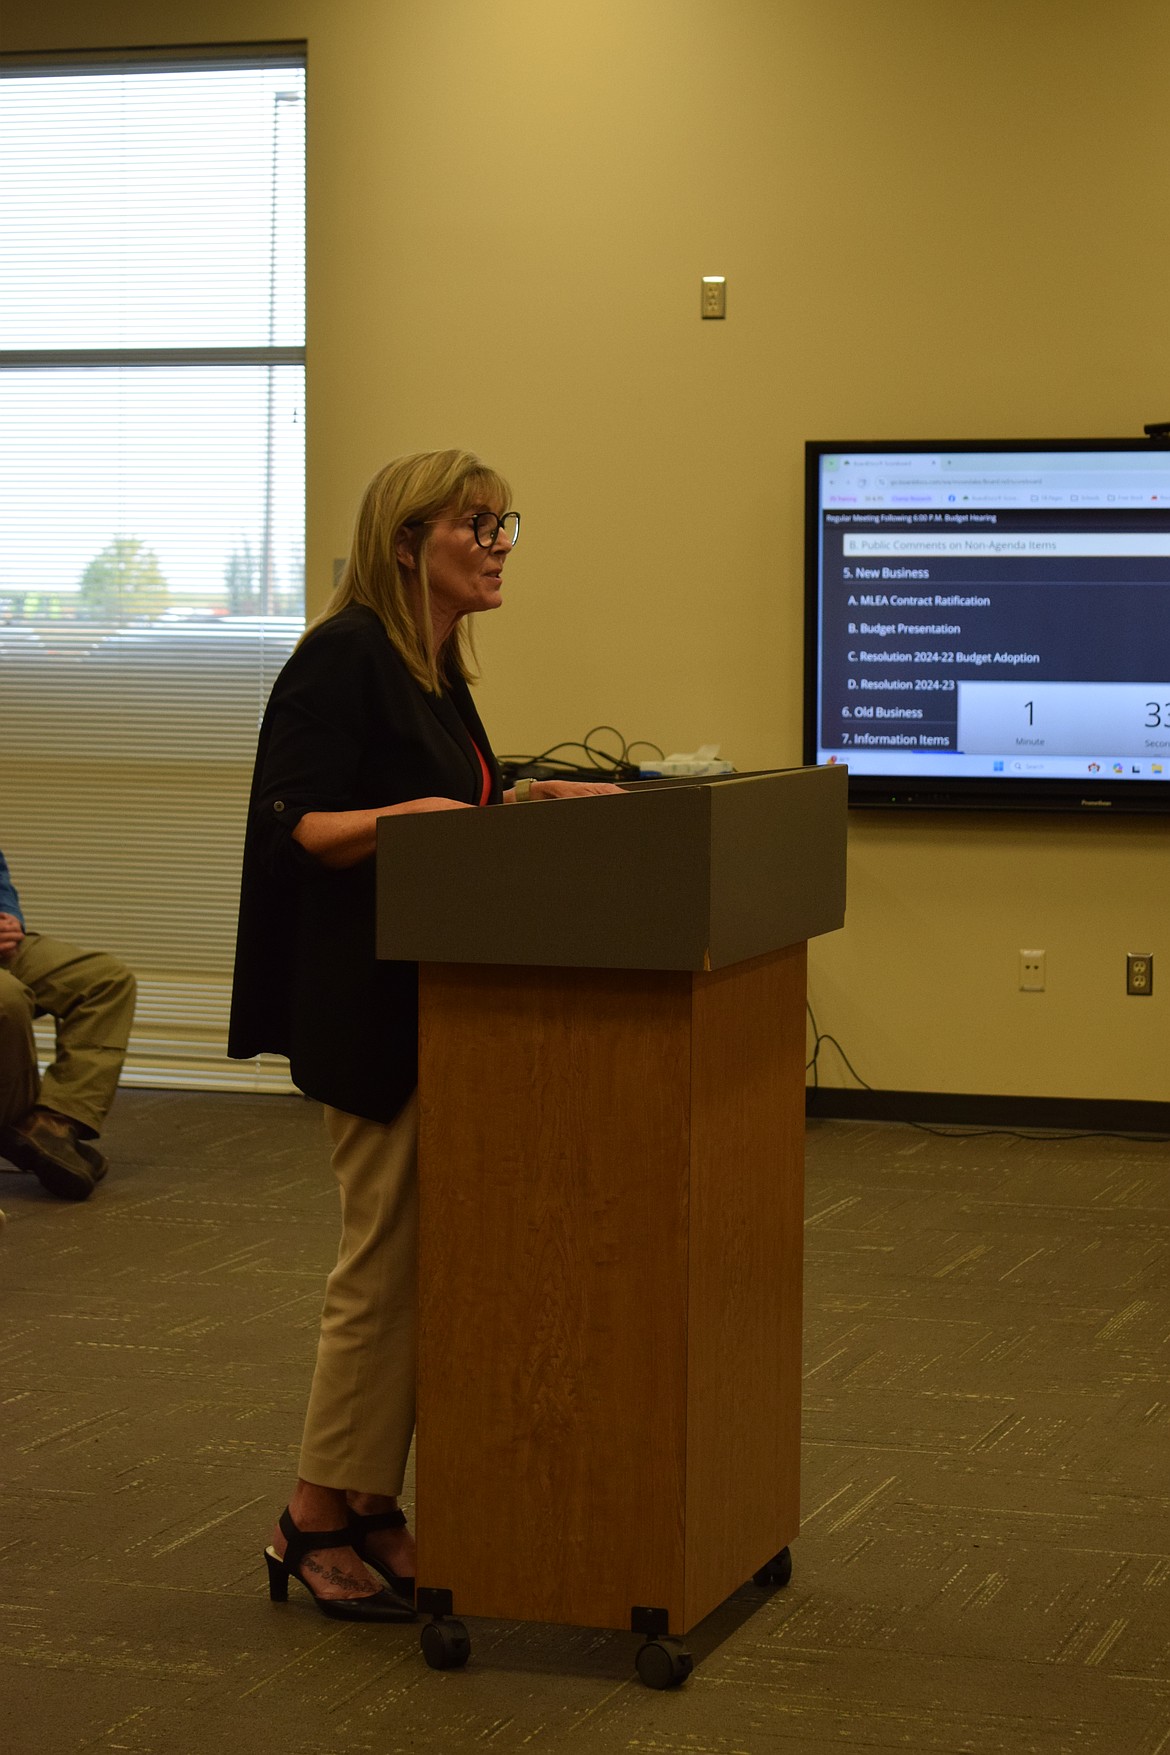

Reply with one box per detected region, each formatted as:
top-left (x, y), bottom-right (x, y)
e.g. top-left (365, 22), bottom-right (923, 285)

top-left (471, 738), bottom-right (493, 807)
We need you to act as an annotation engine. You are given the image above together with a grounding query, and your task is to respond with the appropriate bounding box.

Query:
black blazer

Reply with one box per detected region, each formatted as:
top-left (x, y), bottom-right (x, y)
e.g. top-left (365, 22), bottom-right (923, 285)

top-left (228, 604), bottom-right (501, 1120)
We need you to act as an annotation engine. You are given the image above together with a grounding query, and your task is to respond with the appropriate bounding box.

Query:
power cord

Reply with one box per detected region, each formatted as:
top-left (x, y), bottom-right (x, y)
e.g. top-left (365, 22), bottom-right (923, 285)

top-left (805, 1001), bottom-right (1170, 1144)
top-left (497, 724), bottom-right (665, 782)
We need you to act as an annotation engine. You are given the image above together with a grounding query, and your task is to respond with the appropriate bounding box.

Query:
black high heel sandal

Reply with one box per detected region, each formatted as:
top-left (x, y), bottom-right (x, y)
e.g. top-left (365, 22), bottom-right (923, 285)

top-left (264, 1507), bottom-right (415, 1622)
top-left (346, 1505), bottom-right (416, 1604)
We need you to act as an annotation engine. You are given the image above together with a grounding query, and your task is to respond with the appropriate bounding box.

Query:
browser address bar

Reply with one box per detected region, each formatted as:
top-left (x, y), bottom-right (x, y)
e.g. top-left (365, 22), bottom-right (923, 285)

top-left (880, 476), bottom-right (1043, 489)
top-left (843, 533), bottom-right (1170, 557)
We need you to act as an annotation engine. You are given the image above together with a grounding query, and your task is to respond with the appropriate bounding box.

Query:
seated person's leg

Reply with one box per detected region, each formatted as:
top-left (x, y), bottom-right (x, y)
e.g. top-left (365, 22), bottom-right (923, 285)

top-left (0, 933), bottom-right (136, 1201)
top-left (0, 967), bottom-right (40, 1130)
top-left (19, 933), bottom-right (137, 1138)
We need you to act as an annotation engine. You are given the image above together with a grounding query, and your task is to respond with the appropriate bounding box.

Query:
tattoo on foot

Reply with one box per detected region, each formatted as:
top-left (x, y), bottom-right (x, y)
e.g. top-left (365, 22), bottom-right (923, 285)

top-left (304, 1555), bottom-right (372, 1596)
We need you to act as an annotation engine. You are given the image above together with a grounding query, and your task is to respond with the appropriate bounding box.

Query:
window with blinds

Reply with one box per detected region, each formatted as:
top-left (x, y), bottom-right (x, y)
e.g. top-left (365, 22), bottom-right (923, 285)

top-left (0, 47), bottom-right (306, 1093)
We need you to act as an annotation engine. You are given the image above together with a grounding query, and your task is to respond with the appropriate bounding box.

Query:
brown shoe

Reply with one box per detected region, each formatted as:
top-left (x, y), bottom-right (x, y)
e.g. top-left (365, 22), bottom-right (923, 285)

top-left (0, 1109), bottom-right (107, 1202)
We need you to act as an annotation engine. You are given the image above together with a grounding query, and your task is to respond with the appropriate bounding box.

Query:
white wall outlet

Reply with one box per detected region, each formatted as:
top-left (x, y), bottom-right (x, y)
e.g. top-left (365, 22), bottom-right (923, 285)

top-left (701, 276), bottom-right (726, 319)
top-left (1126, 952), bottom-right (1154, 996)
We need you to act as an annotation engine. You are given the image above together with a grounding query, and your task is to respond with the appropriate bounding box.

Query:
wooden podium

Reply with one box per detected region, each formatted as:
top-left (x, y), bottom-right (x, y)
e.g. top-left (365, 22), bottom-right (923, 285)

top-left (376, 766), bottom-right (847, 1679)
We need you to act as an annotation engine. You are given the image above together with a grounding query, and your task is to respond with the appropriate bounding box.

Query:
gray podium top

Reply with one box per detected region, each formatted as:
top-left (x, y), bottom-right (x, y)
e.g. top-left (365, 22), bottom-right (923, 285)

top-left (375, 764), bottom-right (846, 973)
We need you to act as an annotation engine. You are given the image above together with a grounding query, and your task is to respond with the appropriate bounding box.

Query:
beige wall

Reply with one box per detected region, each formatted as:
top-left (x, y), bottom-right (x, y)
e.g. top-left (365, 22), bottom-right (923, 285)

top-left (4, 0), bottom-right (1166, 1101)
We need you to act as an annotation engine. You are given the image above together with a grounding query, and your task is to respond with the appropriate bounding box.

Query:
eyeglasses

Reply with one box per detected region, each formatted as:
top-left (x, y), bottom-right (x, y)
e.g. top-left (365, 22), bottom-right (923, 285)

top-left (470, 511), bottom-right (520, 549)
top-left (406, 511), bottom-right (521, 550)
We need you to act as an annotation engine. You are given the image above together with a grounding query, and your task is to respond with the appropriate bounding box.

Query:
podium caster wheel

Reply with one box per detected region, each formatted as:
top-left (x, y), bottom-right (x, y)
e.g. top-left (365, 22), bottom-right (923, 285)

top-left (752, 1546), bottom-right (793, 1589)
top-left (635, 1636), bottom-right (693, 1690)
top-left (421, 1617), bottom-right (471, 1670)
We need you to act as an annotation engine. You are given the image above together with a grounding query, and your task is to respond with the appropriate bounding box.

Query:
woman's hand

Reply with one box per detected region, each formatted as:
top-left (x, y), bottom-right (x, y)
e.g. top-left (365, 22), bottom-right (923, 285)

top-left (505, 779), bottom-right (625, 802)
top-left (292, 783), bottom-right (622, 869)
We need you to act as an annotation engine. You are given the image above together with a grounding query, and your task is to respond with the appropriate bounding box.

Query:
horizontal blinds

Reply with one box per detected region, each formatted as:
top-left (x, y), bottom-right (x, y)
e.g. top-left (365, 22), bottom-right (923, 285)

top-left (0, 63), bottom-right (305, 349)
top-left (3, 617), bottom-right (298, 968)
top-left (1, 51), bottom-right (305, 1095)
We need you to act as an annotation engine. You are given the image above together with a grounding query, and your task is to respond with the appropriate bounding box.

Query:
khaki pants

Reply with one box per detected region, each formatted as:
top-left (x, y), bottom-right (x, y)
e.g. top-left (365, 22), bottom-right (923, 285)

top-left (0, 932), bottom-right (136, 1136)
top-left (298, 1093), bottom-right (419, 1497)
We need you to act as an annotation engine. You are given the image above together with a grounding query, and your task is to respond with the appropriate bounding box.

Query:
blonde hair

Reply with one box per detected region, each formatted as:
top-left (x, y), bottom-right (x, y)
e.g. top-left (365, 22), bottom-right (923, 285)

top-left (304, 448), bottom-right (513, 692)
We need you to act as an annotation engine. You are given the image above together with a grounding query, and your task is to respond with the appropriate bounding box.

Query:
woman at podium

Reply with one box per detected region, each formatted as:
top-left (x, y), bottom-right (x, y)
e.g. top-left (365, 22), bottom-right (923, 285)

top-left (229, 449), bottom-right (618, 1621)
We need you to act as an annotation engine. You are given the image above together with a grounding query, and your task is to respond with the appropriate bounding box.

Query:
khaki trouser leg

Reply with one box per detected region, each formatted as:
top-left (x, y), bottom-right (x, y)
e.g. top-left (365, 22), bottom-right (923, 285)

top-left (0, 967), bottom-right (40, 1129)
top-left (298, 1093), bottom-right (419, 1497)
top-left (5, 932), bottom-right (136, 1137)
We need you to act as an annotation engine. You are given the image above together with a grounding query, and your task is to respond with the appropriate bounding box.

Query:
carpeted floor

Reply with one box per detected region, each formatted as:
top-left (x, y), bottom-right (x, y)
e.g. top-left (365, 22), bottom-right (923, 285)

top-left (1, 1092), bottom-right (1167, 1754)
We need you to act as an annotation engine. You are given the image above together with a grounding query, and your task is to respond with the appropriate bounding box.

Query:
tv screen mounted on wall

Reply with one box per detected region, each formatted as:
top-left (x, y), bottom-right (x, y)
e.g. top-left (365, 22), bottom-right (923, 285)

top-left (804, 438), bottom-right (1170, 813)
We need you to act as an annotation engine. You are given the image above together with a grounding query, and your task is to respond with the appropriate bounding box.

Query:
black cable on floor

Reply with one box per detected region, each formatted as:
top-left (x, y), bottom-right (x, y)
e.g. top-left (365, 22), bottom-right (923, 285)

top-left (805, 1001), bottom-right (1170, 1144)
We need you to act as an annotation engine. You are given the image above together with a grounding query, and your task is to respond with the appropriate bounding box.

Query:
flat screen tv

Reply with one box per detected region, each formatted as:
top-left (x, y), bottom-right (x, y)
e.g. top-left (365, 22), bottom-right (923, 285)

top-left (804, 438), bottom-right (1170, 812)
